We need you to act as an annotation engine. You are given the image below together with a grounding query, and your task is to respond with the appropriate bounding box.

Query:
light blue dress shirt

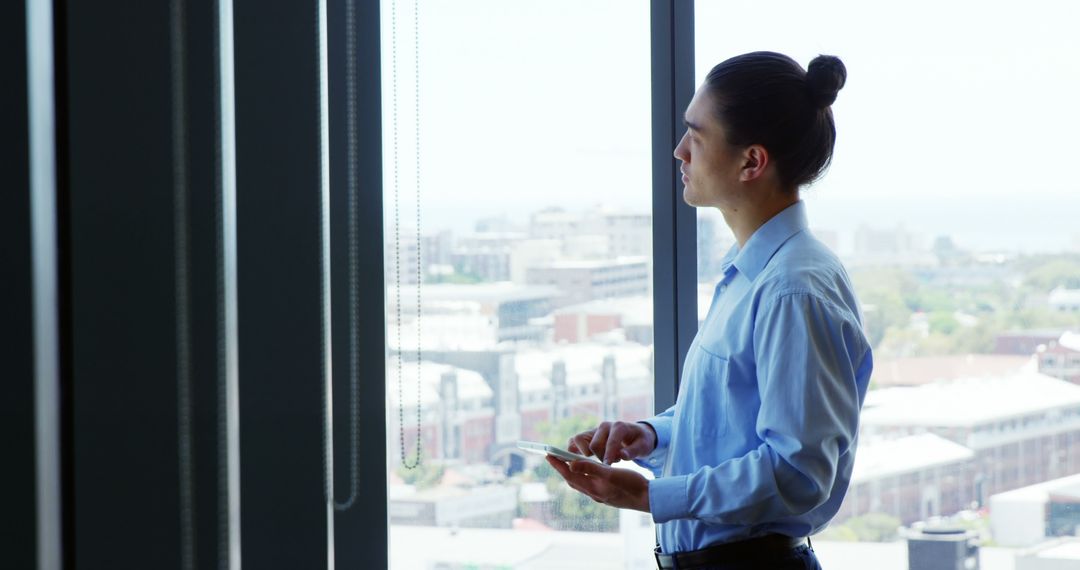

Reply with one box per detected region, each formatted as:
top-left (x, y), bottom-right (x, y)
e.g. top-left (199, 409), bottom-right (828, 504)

top-left (636, 200), bottom-right (873, 554)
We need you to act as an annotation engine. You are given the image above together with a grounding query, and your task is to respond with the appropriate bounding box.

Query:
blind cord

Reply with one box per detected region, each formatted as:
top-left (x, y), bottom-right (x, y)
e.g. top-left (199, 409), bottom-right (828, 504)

top-left (333, 0), bottom-right (361, 511)
top-left (393, 0), bottom-right (423, 470)
top-left (171, 0), bottom-right (197, 566)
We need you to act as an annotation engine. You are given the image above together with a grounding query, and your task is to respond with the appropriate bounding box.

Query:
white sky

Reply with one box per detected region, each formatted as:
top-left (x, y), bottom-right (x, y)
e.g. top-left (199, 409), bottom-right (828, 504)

top-left (380, 0), bottom-right (1080, 252)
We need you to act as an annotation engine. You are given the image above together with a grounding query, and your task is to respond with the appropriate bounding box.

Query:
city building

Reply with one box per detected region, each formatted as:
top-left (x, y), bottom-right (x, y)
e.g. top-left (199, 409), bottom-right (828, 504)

top-left (527, 206), bottom-right (651, 260)
top-left (697, 213), bottom-right (732, 281)
top-left (389, 362), bottom-right (496, 466)
top-left (509, 239), bottom-right (563, 284)
top-left (1037, 332), bottom-right (1080, 384)
top-left (385, 525), bottom-right (1024, 570)
top-left (385, 228), bottom-right (455, 285)
top-left (401, 342), bottom-right (654, 467)
top-left (514, 344), bottom-right (653, 443)
top-left (837, 433), bottom-right (975, 525)
top-left (388, 283), bottom-right (559, 348)
top-left (859, 371), bottom-right (1080, 503)
top-left (552, 296), bottom-right (652, 345)
top-left (597, 209), bottom-right (651, 259)
top-left (526, 258), bottom-right (650, 307)
top-left (995, 329), bottom-right (1068, 356)
top-left (1014, 538), bottom-right (1080, 570)
top-left (1049, 287), bottom-right (1080, 313)
top-left (870, 355), bottom-right (1030, 388)
top-left (990, 473), bottom-right (1080, 547)
top-left (450, 232), bottom-right (526, 282)
top-left (388, 483), bottom-right (518, 529)
top-left (849, 224), bottom-right (937, 267)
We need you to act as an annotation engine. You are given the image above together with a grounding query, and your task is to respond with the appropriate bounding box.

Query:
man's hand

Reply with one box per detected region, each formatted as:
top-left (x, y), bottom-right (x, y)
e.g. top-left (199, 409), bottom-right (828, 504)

top-left (545, 455), bottom-right (651, 513)
top-left (568, 420), bottom-right (657, 465)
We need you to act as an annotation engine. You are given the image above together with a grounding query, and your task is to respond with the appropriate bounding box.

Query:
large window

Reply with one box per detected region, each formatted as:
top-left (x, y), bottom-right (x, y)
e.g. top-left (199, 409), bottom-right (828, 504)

top-left (18, 1), bottom-right (1080, 568)
top-left (380, 1), bottom-right (658, 568)
top-left (695, 0), bottom-right (1080, 560)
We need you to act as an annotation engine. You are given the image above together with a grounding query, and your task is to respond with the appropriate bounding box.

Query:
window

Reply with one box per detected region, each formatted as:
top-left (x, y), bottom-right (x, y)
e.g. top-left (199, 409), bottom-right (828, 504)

top-left (381, 1), bottom-right (656, 567)
top-left (695, 0), bottom-right (1080, 549)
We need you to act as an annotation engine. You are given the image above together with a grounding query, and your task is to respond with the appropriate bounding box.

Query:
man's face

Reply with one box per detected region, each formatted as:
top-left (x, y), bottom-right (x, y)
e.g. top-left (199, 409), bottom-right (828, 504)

top-left (673, 88), bottom-right (745, 210)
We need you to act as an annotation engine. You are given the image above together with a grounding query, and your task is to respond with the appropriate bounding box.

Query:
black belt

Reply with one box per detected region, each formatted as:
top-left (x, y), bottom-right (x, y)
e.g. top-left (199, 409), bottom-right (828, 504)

top-left (654, 534), bottom-right (809, 569)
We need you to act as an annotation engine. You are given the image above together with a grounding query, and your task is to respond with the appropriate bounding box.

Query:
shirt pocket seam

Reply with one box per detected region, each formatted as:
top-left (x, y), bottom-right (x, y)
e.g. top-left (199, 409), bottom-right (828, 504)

top-left (693, 347), bottom-right (730, 438)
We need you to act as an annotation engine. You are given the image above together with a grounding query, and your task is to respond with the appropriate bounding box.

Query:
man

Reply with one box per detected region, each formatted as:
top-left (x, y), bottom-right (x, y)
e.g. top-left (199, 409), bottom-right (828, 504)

top-left (547, 52), bottom-right (872, 569)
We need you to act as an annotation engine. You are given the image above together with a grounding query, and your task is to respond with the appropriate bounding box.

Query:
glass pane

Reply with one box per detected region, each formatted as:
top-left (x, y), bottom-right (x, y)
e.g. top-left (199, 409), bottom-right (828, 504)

top-left (695, 0), bottom-right (1080, 564)
top-left (381, 1), bottom-right (655, 568)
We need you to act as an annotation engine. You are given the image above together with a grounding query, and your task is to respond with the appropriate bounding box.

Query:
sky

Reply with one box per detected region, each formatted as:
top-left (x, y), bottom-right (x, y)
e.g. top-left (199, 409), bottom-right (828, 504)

top-left (379, 0), bottom-right (1080, 253)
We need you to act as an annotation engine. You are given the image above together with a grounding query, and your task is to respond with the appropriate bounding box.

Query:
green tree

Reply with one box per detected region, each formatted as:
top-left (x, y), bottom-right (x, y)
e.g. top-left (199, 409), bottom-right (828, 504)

top-left (396, 454), bottom-right (445, 490)
top-left (852, 268), bottom-right (918, 349)
top-left (845, 513), bottom-right (901, 542)
top-left (816, 524), bottom-right (858, 542)
top-left (536, 415), bottom-right (601, 448)
top-left (546, 481), bottom-right (619, 532)
top-left (531, 415), bottom-right (600, 483)
top-left (1023, 258), bottom-right (1080, 292)
top-left (927, 311), bottom-right (957, 335)
top-left (531, 414), bottom-right (621, 532)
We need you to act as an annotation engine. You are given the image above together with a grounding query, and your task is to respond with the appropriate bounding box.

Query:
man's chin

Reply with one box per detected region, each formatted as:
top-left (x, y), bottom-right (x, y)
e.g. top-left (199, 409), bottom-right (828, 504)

top-left (682, 186), bottom-right (701, 207)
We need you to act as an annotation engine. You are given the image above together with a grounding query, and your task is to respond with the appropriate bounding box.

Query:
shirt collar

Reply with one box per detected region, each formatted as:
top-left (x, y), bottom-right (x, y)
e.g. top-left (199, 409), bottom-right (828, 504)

top-left (731, 200), bottom-right (809, 281)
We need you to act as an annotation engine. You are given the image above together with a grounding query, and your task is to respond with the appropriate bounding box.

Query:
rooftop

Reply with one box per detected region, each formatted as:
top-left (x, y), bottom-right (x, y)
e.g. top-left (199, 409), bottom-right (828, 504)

top-left (1058, 330), bottom-right (1080, 352)
top-left (387, 362), bottom-right (493, 407)
top-left (392, 282), bottom-right (561, 304)
top-left (871, 354), bottom-right (1030, 387)
top-left (1049, 287), bottom-right (1080, 306)
top-left (1018, 538), bottom-right (1080, 562)
top-left (515, 343), bottom-right (653, 392)
top-left (553, 295), bottom-right (652, 326)
top-left (539, 256), bottom-right (648, 270)
top-left (990, 472), bottom-right (1080, 503)
top-left (861, 371), bottom-right (1080, 428)
top-left (851, 434), bottom-right (975, 483)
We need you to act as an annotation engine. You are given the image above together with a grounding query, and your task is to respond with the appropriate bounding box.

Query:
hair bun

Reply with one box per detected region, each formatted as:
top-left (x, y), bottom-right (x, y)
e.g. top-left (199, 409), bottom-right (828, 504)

top-left (806, 55), bottom-right (846, 108)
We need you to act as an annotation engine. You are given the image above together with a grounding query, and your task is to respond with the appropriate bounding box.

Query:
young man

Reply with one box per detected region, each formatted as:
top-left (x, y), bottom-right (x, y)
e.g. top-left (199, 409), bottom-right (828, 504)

top-left (547, 52), bottom-right (872, 570)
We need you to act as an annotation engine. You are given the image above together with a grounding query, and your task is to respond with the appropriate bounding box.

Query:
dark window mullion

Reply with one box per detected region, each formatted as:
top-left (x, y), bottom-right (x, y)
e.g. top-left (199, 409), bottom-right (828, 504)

top-left (651, 0), bottom-right (697, 413)
top-left (328, 0), bottom-right (387, 566)
top-left (3, 1), bottom-right (39, 567)
top-left (233, 0), bottom-right (330, 565)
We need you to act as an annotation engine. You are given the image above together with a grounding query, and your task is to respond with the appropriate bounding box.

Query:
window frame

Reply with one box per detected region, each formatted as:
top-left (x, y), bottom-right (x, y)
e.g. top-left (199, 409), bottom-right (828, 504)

top-left (353, 0), bottom-right (698, 563)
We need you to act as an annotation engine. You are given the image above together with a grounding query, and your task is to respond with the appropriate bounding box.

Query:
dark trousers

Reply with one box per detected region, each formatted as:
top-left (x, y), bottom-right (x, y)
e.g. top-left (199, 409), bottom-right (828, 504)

top-left (652, 539), bottom-right (820, 570)
top-left (657, 544), bottom-right (823, 570)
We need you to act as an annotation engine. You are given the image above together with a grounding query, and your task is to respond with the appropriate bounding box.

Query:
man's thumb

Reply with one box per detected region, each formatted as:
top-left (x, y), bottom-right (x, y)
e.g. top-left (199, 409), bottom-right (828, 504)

top-left (570, 460), bottom-right (604, 477)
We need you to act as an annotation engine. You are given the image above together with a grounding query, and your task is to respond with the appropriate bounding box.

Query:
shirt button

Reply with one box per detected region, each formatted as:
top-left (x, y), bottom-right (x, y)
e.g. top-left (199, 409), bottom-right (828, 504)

top-left (719, 285), bottom-right (727, 294)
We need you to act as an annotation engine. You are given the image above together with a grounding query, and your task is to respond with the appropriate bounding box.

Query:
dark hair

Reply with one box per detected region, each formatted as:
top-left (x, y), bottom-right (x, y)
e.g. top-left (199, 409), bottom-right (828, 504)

top-left (704, 51), bottom-right (847, 190)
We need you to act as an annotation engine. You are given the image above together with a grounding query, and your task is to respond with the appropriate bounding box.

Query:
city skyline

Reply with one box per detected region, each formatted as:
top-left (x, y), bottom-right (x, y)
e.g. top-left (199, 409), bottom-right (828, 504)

top-left (381, 0), bottom-right (1080, 256)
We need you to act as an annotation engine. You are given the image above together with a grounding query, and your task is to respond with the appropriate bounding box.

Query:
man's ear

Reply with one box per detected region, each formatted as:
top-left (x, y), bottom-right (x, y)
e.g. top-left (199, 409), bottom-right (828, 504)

top-left (739, 144), bottom-right (769, 182)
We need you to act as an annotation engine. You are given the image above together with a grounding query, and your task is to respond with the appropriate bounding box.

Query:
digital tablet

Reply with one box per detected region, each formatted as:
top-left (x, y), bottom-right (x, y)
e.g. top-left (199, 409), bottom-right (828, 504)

top-left (516, 440), bottom-right (598, 463)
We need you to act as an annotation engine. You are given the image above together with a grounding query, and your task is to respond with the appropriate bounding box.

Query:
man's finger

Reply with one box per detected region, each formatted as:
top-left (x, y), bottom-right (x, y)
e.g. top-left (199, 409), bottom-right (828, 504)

top-left (588, 422), bottom-right (611, 459)
top-left (604, 421), bottom-right (635, 463)
top-left (569, 433), bottom-right (593, 456)
top-left (567, 429), bottom-right (588, 454)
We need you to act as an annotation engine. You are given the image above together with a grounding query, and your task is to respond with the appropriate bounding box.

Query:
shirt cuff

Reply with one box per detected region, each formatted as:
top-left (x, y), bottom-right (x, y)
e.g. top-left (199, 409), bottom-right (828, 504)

top-left (645, 418), bottom-right (672, 449)
top-left (636, 418), bottom-right (671, 463)
top-left (649, 475), bottom-right (690, 524)
top-left (632, 420), bottom-right (669, 475)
